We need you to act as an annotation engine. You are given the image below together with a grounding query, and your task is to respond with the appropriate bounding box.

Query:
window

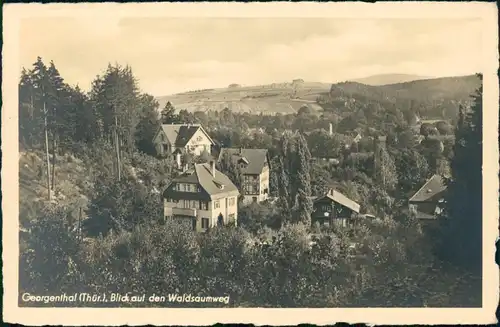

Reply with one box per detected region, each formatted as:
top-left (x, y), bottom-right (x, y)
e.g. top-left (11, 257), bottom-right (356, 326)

top-left (199, 201), bottom-right (208, 210)
top-left (228, 197), bottom-right (235, 206)
top-left (163, 144), bottom-right (169, 152)
top-left (214, 200), bottom-right (220, 209)
top-left (321, 205), bottom-right (331, 212)
top-left (252, 197), bottom-right (258, 203)
top-left (201, 218), bottom-right (210, 229)
top-left (228, 213), bottom-right (235, 221)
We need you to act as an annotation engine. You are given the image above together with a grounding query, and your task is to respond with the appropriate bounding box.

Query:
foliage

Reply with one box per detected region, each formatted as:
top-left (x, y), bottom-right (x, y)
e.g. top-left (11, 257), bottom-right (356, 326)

top-left (18, 58), bottom-right (482, 308)
top-left (216, 151), bottom-right (243, 190)
top-left (438, 77), bottom-right (482, 272)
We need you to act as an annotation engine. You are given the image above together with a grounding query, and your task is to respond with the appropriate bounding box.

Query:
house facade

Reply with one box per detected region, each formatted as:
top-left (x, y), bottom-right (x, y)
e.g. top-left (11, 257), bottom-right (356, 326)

top-left (153, 124), bottom-right (214, 168)
top-left (163, 161), bottom-right (239, 232)
top-left (217, 148), bottom-right (270, 204)
top-left (311, 188), bottom-right (361, 227)
top-left (408, 174), bottom-right (447, 223)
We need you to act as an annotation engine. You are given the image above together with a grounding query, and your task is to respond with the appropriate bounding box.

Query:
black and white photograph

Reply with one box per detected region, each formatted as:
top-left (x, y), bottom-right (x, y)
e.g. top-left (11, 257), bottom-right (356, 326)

top-left (2, 2), bottom-right (499, 325)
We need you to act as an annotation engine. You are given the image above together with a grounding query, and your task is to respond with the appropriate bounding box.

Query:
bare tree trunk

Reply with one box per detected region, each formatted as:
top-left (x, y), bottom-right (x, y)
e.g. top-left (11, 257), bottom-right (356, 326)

top-left (51, 134), bottom-right (56, 192)
top-left (115, 116), bottom-right (121, 181)
top-left (43, 99), bottom-right (52, 201)
top-left (78, 207), bottom-right (82, 242)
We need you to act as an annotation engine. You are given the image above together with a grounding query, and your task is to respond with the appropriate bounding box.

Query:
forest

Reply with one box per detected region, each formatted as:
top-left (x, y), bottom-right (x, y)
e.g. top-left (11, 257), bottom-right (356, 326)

top-left (18, 57), bottom-right (482, 307)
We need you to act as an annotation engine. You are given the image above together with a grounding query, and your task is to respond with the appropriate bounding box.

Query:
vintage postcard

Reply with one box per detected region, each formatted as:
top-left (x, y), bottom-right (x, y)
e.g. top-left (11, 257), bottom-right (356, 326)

top-left (2, 1), bottom-right (499, 325)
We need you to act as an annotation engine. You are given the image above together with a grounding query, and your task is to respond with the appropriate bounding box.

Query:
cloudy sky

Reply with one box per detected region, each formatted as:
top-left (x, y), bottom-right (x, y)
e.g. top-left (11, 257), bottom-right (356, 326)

top-left (20, 17), bottom-right (482, 96)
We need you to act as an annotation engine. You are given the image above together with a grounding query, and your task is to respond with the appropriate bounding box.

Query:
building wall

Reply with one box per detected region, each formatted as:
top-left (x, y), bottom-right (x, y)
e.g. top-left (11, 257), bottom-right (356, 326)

top-left (311, 199), bottom-right (354, 226)
top-left (210, 195), bottom-right (238, 227)
top-left (241, 168), bottom-right (269, 204)
top-left (164, 194), bottom-right (238, 232)
top-left (186, 128), bottom-right (212, 156)
top-left (259, 166), bottom-right (270, 201)
top-left (153, 130), bottom-right (171, 156)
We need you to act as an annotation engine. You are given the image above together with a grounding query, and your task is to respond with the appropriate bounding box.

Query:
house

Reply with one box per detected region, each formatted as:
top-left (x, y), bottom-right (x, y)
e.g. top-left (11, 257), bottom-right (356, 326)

top-left (408, 174), bottom-right (447, 222)
top-left (153, 124), bottom-right (214, 168)
top-left (217, 148), bottom-right (270, 204)
top-left (311, 188), bottom-right (361, 227)
top-left (162, 161), bottom-right (239, 232)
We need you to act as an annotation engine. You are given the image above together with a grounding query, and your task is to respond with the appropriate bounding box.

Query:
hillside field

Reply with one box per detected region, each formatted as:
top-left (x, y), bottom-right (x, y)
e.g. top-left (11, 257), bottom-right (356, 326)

top-left (156, 81), bottom-right (331, 114)
top-left (156, 75), bottom-right (481, 116)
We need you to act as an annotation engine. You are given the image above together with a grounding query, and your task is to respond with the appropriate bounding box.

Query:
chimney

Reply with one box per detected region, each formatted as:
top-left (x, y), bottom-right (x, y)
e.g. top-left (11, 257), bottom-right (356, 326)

top-left (329, 123), bottom-right (333, 136)
top-left (210, 160), bottom-right (216, 177)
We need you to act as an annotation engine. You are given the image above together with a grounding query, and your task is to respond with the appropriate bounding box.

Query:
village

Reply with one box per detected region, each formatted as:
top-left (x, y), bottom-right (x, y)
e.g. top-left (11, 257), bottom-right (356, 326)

top-left (154, 121), bottom-right (447, 234)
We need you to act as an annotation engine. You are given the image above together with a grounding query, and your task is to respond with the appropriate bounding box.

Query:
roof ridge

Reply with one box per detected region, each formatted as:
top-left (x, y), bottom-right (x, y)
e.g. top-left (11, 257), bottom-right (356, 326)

top-left (409, 174), bottom-right (442, 202)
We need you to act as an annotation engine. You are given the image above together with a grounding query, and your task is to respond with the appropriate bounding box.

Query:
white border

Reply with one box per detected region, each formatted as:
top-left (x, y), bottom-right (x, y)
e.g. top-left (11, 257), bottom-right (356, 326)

top-left (2, 2), bottom-right (499, 325)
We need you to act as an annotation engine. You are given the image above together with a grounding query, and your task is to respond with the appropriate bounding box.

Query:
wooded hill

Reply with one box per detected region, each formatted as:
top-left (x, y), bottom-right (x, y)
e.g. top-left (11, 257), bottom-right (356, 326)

top-left (319, 75), bottom-right (481, 120)
top-left (157, 75), bottom-right (481, 120)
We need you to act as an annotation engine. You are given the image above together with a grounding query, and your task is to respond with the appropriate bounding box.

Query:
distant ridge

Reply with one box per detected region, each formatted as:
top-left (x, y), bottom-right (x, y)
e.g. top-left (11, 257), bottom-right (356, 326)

top-left (155, 75), bottom-right (480, 115)
top-left (351, 74), bottom-right (432, 86)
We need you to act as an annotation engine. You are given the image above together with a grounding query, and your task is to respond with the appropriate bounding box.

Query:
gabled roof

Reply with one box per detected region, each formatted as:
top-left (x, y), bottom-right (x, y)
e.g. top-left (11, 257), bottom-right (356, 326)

top-left (314, 189), bottom-right (361, 213)
top-left (217, 148), bottom-right (269, 175)
top-left (157, 124), bottom-right (214, 148)
top-left (163, 162), bottom-right (239, 200)
top-left (195, 163), bottom-right (239, 198)
top-left (409, 174), bottom-right (447, 203)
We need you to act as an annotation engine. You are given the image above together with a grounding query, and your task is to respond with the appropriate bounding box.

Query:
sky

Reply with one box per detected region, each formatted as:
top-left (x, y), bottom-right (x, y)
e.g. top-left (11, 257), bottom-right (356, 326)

top-left (19, 17), bottom-right (483, 96)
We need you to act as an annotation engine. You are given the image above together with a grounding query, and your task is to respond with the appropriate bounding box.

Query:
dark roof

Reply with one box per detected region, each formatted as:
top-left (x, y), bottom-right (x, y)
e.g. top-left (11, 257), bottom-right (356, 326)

top-left (159, 124), bottom-right (214, 148)
top-left (217, 148), bottom-right (269, 175)
top-left (415, 210), bottom-right (438, 220)
top-left (401, 207), bottom-right (437, 220)
top-left (409, 174), bottom-right (447, 203)
top-left (314, 189), bottom-right (361, 213)
top-left (163, 162), bottom-right (239, 200)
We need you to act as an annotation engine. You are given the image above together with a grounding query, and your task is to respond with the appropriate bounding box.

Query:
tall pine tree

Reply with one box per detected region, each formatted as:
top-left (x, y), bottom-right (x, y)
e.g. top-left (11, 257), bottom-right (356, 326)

top-left (293, 133), bottom-right (313, 225)
top-left (439, 75), bottom-right (482, 272)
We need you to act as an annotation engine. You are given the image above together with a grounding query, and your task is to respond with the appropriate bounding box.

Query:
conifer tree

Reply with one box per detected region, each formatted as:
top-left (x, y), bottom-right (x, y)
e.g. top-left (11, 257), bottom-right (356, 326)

top-left (439, 76), bottom-right (482, 271)
top-left (31, 57), bottom-right (52, 200)
top-left (294, 133), bottom-right (313, 225)
top-left (161, 101), bottom-right (178, 124)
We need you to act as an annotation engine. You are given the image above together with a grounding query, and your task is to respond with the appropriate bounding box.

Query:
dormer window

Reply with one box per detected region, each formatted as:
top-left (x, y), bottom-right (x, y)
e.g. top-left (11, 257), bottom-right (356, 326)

top-left (214, 181), bottom-right (225, 190)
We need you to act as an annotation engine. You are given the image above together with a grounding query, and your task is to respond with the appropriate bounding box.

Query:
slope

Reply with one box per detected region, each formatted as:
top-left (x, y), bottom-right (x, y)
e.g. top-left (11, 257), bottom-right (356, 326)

top-left (156, 81), bottom-right (331, 114)
top-left (351, 74), bottom-right (432, 86)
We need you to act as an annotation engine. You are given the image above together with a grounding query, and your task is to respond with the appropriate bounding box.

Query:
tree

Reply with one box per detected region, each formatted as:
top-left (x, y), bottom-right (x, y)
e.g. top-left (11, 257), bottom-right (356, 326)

top-left (31, 57), bottom-right (53, 200)
top-left (276, 157), bottom-right (292, 220)
top-left (20, 205), bottom-right (84, 294)
top-left (216, 151), bottom-right (243, 191)
top-left (135, 94), bottom-right (161, 155)
top-left (435, 121), bottom-right (453, 135)
top-left (46, 61), bottom-right (68, 191)
top-left (439, 78), bottom-right (482, 271)
top-left (373, 140), bottom-right (398, 192)
top-left (19, 67), bottom-right (44, 149)
top-left (160, 101), bottom-right (178, 124)
top-left (395, 149), bottom-right (430, 196)
top-left (420, 123), bottom-right (438, 137)
top-left (293, 133), bottom-right (313, 225)
top-left (90, 64), bottom-right (142, 180)
top-left (85, 170), bottom-right (161, 237)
